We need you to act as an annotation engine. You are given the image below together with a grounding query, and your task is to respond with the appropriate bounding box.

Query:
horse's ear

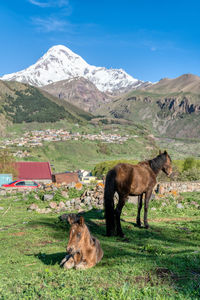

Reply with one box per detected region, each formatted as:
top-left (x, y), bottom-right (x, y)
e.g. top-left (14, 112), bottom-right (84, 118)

top-left (67, 214), bottom-right (78, 225)
top-left (79, 216), bottom-right (85, 226)
top-left (164, 150), bottom-right (167, 155)
top-left (67, 214), bottom-right (74, 225)
top-left (159, 150), bottom-right (162, 155)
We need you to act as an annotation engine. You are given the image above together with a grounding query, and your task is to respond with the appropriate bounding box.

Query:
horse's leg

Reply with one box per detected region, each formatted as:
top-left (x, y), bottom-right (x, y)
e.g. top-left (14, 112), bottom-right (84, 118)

top-left (63, 256), bottom-right (75, 269)
top-left (136, 194), bottom-right (143, 227)
top-left (115, 194), bottom-right (126, 237)
top-left (144, 190), bottom-right (152, 229)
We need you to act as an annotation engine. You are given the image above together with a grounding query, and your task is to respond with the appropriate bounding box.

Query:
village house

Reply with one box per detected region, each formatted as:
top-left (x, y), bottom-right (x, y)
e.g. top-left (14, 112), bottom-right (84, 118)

top-left (52, 172), bottom-right (79, 185)
top-left (15, 162), bottom-right (52, 184)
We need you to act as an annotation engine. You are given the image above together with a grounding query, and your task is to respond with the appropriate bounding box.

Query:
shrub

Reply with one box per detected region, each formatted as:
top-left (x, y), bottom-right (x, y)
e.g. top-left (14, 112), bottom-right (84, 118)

top-left (178, 168), bottom-right (200, 181)
top-left (183, 157), bottom-right (196, 171)
top-left (0, 148), bottom-right (18, 178)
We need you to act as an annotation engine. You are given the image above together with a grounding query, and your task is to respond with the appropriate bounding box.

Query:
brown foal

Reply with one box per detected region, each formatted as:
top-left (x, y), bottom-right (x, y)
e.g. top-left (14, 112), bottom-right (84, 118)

top-left (60, 214), bottom-right (103, 270)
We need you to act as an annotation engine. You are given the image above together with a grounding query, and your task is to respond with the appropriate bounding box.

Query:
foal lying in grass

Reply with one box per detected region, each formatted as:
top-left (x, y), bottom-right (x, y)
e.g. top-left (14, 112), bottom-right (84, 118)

top-left (60, 214), bottom-right (103, 270)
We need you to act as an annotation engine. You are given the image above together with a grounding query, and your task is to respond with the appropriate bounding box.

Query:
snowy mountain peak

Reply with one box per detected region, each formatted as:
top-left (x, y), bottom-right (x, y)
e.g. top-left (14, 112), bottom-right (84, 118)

top-left (1, 44), bottom-right (144, 93)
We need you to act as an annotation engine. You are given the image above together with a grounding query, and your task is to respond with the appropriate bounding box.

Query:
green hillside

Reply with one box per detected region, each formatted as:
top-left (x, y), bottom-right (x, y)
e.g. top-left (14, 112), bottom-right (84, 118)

top-left (0, 80), bottom-right (92, 127)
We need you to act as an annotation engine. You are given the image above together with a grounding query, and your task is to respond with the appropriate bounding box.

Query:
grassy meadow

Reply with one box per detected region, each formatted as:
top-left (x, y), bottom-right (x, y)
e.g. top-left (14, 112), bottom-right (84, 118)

top-left (1, 190), bottom-right (200, 299)
top-left (5, 121), bottom-right (154, 172)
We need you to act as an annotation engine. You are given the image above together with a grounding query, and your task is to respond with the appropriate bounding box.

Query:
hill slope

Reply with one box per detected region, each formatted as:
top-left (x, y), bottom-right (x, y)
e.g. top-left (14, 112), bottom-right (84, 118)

top-left (0, 80), bottom-right (92, 125)
top-left (144, 74), bottom-right (200, 94)
top-left (42, 77), bottom-right (113, 112)
top-left (96, 74), bottom-right (200, 138)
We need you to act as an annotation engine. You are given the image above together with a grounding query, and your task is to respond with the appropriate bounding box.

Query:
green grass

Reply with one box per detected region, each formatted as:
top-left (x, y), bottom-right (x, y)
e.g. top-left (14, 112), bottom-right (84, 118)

top-left (23, 137), bottom-right (154, 172)
top-left (1, 191), bottom-right (200, 299)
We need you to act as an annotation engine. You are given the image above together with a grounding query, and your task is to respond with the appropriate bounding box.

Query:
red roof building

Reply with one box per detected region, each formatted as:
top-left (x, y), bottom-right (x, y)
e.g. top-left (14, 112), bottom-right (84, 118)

top-left (15, 162), bottom-right (52, 182)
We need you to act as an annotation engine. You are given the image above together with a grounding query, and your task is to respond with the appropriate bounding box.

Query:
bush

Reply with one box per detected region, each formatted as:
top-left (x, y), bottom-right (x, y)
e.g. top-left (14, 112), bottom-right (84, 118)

top-left (177, 168), bottom-right (200, 181)
top-left (0, 149), bottom-right (18, 178)
top-left (183, 157), bottom-right (196, 171)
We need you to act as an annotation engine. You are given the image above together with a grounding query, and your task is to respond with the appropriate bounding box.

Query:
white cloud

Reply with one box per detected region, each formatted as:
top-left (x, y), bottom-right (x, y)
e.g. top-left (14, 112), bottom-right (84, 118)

top-left (28, 0), bottom-right (69, 8)
top-left (32, 17), bottom-right (69, 32)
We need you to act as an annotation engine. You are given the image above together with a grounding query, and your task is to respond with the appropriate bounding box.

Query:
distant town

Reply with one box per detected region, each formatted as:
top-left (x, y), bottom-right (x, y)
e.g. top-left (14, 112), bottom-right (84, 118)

top-left (1, 129), bottom-right (138, 158)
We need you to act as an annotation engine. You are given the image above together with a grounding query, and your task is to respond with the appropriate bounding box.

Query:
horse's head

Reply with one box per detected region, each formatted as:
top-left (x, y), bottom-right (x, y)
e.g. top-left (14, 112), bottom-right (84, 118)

top-left (67, 214), bottom-right (88, 255)
top-left (161, 150), bottom-right (172, 176)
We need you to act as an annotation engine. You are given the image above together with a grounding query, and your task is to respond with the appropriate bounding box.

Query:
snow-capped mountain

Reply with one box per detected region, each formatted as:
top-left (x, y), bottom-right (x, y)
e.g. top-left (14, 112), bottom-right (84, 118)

top-left (1, 45), bottom-right (146, 93)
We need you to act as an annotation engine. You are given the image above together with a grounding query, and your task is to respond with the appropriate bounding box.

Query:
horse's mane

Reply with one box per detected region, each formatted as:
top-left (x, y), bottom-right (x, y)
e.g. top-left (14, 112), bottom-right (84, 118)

top-left (148, 153), bottom-right (168, 174)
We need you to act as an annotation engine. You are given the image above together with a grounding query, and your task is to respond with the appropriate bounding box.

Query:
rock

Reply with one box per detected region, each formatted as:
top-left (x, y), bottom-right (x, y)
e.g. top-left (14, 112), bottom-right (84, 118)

top-left (84, 196), bottom-right (91, 204)
top-left (70, 199), bottom-right (75, 205)
top-left (162, 202), bottom-right (167, 207)
top-left (127, 196), bottom-right (138, 204)
top-left (49, 202), bottom-right (58, 209)
top-left (57, 207), bottom-right (67, 212)
top-left (43, 194), bottom-right (54, 201)
top-left (0, 190), bottom-right (7, 196)
top-left (75, 205), bottom-right (80, 210)
top-left (65, 201), bottom-right (71, 207)
top-left (44, 187), bottom-right (53, 192)
top-left (75, 198), bottom-right (81, 204)
top-left (67, 182), bottom-right (76, 188)
top-left (35, 194), bottom-right (40, 200)
top-left (52, 186), bottom-right (58, 191)
top-left (177, 203), bottom-right (184, 209)
top-left (78, 209), bottom-right (85, 213)
top-left (151, 207), bottom-right (156, 211)
top-left (36, 208), bottom-right (52, 214)
top-left (28, 203), bottom-right (39, 211)
top-left (159, 186), bottom-right (165, 194)
top-left (59, 201), bottom-right (66, 209)
top-left (0, 206), bottom-right (4, 210)
top-left (61, 191), bottom-right (69, 198)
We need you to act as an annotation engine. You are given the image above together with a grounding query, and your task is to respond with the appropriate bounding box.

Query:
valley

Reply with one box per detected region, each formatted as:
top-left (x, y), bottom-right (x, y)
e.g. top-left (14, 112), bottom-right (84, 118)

top-left (0, 45), bottom-right (199, 173)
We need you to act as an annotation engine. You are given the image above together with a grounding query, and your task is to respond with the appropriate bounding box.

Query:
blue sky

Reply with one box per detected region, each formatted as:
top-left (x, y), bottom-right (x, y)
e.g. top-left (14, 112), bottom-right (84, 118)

top-left (0, 0), bottom-right (200, 82)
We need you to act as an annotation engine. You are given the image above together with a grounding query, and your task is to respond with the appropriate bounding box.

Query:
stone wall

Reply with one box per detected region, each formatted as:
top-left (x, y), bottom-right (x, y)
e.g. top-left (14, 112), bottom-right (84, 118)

top-left (155, 181), bottom-right (200, 194)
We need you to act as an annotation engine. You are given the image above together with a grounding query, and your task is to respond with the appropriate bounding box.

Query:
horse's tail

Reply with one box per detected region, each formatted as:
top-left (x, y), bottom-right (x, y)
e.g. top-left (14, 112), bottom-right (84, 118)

top-left (104, 168), bottom-right (116, 236)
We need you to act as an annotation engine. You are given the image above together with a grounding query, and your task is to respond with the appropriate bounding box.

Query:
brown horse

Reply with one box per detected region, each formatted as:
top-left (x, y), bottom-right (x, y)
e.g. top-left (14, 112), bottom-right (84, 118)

top-left (60, 214), bottom-right (103, 270)
top-left (104, 151), bottom-right (172, 237)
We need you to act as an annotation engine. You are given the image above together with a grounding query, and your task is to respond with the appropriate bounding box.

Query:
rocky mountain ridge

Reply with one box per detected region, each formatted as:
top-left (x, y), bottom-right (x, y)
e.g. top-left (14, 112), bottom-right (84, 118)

top-left (42, 77), bottom-right (113, 112)
top-left (96, 74), bottom-right (200, 138)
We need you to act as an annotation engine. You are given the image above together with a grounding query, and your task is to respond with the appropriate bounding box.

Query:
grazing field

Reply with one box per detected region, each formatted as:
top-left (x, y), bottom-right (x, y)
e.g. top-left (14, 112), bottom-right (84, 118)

top-left (1, 191), bottom-right (200, 299)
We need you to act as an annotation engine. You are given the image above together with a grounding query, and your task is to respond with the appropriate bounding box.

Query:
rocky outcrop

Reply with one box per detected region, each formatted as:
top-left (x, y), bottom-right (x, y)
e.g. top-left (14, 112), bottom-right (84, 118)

top-left (42, 77), bottom-right (112, 112)
top-left (156, 97), bottom-right (200, 116)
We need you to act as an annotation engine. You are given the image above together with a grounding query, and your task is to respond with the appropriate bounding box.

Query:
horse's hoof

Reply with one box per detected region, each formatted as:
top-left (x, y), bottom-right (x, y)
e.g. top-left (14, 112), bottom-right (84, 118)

top-left (117, 232), bottom-right (124, 238)
top-left (60, 257), bottom-right (67, 267)
top-left (144, 224), bottom-right (149, 229)
top-left (136, 223), bottom-right (142, 228)
top-left (106, 232), bottom-right (114, 237)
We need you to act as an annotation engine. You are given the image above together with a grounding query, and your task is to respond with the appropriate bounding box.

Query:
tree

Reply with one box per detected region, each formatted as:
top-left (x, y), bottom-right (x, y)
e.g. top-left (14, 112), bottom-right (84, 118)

top-left (0, 148), bottom-right (18, 178)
